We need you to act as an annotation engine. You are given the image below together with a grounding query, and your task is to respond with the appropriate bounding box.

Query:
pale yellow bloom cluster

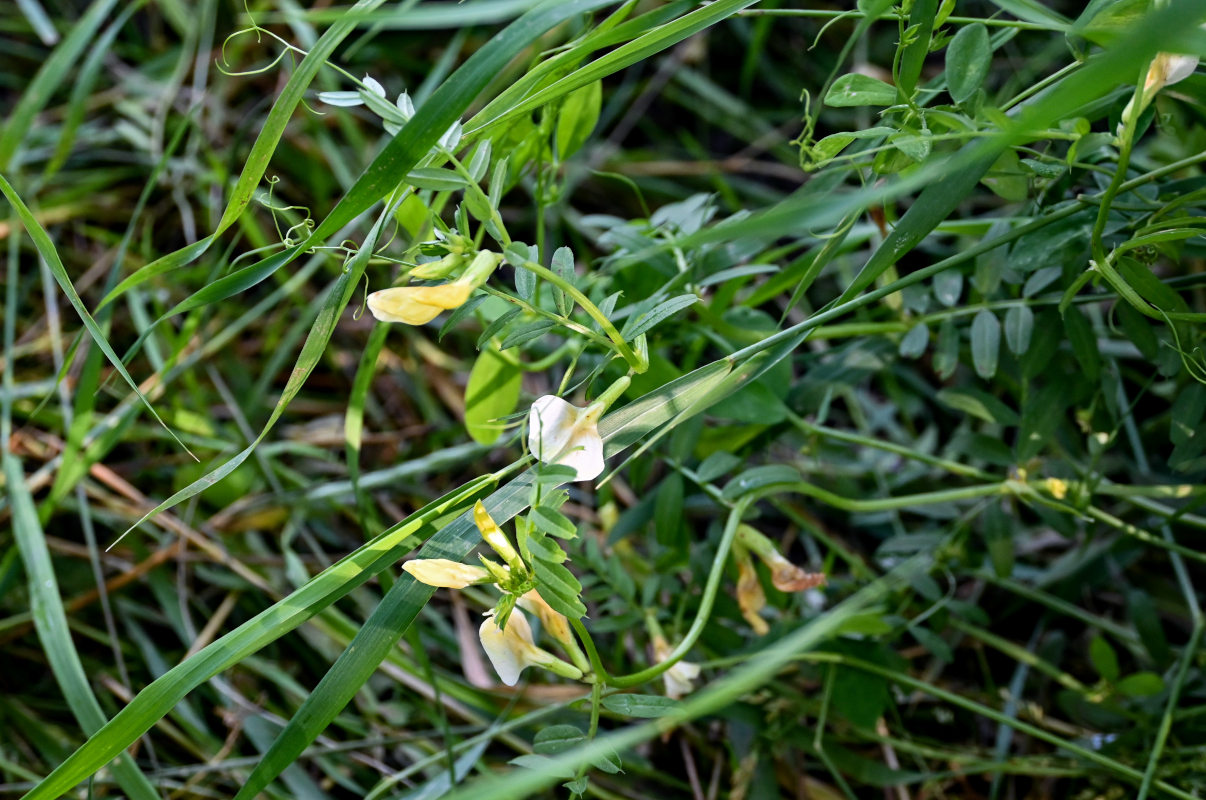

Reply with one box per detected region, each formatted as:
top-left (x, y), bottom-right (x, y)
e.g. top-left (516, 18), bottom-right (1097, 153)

top-left (402, 501), bottom-right (584, 686)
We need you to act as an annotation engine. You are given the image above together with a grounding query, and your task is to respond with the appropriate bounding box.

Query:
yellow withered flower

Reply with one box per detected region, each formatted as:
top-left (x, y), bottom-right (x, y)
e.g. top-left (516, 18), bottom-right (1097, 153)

top-left (735, 550), bottom-right (770, 636)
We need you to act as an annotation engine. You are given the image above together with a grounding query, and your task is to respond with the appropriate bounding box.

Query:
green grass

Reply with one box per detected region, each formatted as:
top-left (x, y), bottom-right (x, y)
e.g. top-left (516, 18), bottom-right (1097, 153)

top-left (2, 1), bottom-right (1206, 798)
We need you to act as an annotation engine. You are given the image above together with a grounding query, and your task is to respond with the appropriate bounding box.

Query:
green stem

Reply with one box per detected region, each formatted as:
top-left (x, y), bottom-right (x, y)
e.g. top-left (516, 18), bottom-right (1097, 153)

top-left (571, 618), bottom-right (610, 684)
top-left (519, 260), bottom-right (647, 373)
top-left (609, 498), bottom-right (752, 688)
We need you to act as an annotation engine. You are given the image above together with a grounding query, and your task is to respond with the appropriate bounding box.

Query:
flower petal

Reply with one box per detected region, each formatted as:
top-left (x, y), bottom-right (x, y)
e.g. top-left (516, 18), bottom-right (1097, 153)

top-left (367, 282), bottom-right (473, 325)
top-left (402, 558), bottom-right (490, 589)
top-left (557, 427), bottom-right (604, 481)
top-left (479, 610), bottom-right (536, 686)
top-left (518, 589), bottom-right (572, 645)
top-left (362, 75), bottom-right (387, 98)
top-left (528, 395), bottom-right (579, 461)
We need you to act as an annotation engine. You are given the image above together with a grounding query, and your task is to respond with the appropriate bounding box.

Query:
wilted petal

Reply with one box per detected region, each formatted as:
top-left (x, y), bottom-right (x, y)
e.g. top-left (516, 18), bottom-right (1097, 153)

top-left (736, 557), bottom-right (769, 636)
top-left (402, 558), bottom-right (491, 589)
top-left (767, 555), bottom-right (827, 593)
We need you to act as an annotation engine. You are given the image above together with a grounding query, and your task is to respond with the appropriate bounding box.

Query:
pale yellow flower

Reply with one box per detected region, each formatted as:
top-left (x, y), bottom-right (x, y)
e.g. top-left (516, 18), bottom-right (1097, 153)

top-left (402, 558), bottom-right (492, 588)
top-left (652, 634), bottom-right (701, 700)
top-left (1144, 52), bottom-right (1199, 93)
top-left (368, 280), bottom-right (473, 325)
top-left (528, 396), bottom-right (605, 481)
top-left (1120, 37), bottom-right (1202, 126)
top-left (478, 610), bottom-right (582, 686)
top-left (473, 500), bottom-right (525, 572)
top-left (517, 589), bottom-right (573, 648)
top-left (368, 250), bottom-right (501, 325)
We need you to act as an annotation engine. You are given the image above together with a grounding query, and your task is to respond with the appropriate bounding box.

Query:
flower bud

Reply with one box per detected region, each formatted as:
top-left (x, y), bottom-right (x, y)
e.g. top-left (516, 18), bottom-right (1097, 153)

top-left (402, 558), bottom-right (492, 588)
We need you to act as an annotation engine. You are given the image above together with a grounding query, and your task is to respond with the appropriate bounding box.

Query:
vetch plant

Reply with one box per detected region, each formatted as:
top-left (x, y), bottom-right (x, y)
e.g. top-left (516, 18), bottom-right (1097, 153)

top-left (5, 3), bottom-right (1206, 800)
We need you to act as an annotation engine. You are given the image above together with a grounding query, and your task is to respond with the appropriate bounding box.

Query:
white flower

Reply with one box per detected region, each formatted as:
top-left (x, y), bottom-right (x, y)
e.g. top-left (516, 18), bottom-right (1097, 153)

top-left (478, 610), bottom-right (582, 686)
top-left (652, 635), bottom-right (701, 700)
top-left (528, 396), bottom-right (605, 481)
top-left (1119, 32), bottom-right (1204, 129)
top-left (402, 558), bottom-right (491, 588)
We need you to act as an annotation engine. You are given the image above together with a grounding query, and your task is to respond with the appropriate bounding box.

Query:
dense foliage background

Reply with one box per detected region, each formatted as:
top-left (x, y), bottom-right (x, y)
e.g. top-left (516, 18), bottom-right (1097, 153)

top-left (2, 1), bottom-right (1205, 798)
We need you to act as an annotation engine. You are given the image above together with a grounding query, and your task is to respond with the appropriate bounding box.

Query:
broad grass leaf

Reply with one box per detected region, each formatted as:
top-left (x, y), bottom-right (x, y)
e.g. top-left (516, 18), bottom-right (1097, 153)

top-left (5, 455), bottom-right (161, 800)
top-left (653, 473), bottom-right (684, 548)
top-left (555, 80), bottom-right (602, 160)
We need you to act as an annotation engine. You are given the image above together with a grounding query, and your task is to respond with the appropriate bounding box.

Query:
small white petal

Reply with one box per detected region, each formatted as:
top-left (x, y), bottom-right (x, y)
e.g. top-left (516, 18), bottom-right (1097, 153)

top-left (396, 91), bottom-right (415, 121)
top-left (664, 660), bottom-right (701, 699)
top-left (528, 395), bottom-right (579, 461)
top-left (317, 90), bottom-right (365, 107)
top-left (362, 75), bottom-right (387, 98)
top-left (439, 120), bottom-right (463, 150)
top-left (557, 428), bottom-right (604, 481)
top-left (1165, 54), bottom-right (1199, 87)
top-left (479, 611), bottom-right (536, 686)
